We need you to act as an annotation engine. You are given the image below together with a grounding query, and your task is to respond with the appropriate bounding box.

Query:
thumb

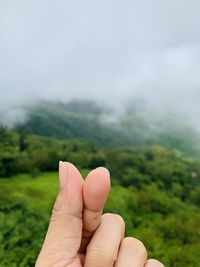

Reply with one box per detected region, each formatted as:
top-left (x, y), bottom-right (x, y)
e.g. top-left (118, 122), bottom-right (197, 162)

top-left (36, 162), bottom-right (84, 267)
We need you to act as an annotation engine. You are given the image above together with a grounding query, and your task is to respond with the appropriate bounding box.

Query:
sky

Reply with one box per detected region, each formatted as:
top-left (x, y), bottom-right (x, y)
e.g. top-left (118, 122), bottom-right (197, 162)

top-left (1, 0), bottom-right (200, 126)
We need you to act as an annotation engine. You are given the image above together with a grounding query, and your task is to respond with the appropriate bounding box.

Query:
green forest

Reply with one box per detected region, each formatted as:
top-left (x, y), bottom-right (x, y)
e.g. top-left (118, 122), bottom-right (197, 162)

top-left (0, 100), bottom-right (200, 267)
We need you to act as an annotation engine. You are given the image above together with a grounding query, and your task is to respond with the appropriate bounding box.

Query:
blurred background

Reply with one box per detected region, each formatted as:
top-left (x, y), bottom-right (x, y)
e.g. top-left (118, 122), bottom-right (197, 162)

top-left (1, 1), bottom-right (200, 266)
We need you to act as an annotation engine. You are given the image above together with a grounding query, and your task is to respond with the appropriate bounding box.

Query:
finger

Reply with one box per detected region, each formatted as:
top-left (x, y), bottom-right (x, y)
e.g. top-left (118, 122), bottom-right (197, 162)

top-left (114, 237), bottom-right (147, 267)
top-left (79, 167), bottom-right (110, 253)
top-left (84, 213), bottom-right (125, 267)
top-left (145, 259), bottom-right (165, 267)
top-left (83, 167), bottom-right (110, 232)
top-left (36, 162), bottom-right (84, 267)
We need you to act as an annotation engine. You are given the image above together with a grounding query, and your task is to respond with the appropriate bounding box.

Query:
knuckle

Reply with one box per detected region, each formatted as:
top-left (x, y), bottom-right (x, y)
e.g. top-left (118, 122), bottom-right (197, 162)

top-left (102, 213), bottom-right (125, 229)
top-left (123, 237), bottom-right (147, 259)
top-left (87, 247), bottom-right (115, 265)
top-left (146, 259), bottom-right (165, 267)
top-left (122, 237), bottom-right (135, 247)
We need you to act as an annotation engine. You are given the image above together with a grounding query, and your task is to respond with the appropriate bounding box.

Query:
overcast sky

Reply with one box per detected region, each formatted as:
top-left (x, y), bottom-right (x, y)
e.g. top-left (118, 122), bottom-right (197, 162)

top-left (1, 0), bottom-right (200, 125)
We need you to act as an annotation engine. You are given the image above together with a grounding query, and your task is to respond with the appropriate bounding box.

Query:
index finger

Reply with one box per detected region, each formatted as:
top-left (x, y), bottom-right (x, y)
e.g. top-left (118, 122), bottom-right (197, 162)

top-left (83, 167), bottom-right (110, 231)
top-left (79, 167), bottom-right (110, 254)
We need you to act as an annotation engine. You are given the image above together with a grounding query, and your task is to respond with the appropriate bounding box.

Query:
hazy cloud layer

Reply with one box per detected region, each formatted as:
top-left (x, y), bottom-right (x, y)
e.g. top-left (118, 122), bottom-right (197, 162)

top-left (1, 0), bottom-right (200, 126)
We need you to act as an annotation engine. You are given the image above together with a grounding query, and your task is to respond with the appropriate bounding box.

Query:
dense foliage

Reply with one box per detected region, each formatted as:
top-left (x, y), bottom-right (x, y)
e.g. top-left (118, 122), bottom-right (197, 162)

top-left (1, 100), bottom-right (200, 266)
top-left (0, 125), bottom-right (200, 266)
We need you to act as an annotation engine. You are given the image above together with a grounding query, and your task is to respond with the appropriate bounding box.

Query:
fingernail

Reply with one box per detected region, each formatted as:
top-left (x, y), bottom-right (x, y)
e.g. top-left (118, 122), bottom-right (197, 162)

top-left (59, 161), bottom-right (67, 188)
top-left (95, 167), bottom-right (110, 176)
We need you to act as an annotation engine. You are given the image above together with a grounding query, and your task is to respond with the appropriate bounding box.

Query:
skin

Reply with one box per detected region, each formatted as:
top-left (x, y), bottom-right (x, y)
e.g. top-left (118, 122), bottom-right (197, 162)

top-left (36, 162), bottom-right (164, 267)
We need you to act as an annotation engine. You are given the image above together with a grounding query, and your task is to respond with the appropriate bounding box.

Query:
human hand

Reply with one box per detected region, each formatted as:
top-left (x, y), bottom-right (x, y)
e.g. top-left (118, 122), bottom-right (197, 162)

top-left (35, 162), bottom-right (164, 267)
top-left (36, 162), bottom-right (110, 266)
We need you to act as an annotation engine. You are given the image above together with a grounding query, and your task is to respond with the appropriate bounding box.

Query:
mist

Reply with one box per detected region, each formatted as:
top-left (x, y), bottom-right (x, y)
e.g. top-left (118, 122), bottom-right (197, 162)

top-left (1, 0), bottom-right (200, 129)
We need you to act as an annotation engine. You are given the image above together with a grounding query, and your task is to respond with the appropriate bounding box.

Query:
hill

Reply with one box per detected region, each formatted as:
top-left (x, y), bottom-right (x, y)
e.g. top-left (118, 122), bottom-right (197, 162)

top-left (1, 100), bottom-right (200, 266)
top-left (12, 99), bottom-right (200, 155)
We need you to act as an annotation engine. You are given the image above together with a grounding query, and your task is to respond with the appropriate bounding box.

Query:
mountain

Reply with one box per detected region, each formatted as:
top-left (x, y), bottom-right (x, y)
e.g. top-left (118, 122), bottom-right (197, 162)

top-left (15, 100), bottom-right (121, 146)
top-left (12, 99), bottom-right (200, 155)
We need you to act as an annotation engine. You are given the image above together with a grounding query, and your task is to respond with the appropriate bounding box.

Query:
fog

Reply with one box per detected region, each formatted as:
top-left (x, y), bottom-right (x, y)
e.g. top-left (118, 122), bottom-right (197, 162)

top-left (1, 0), bottom-right (200, 128)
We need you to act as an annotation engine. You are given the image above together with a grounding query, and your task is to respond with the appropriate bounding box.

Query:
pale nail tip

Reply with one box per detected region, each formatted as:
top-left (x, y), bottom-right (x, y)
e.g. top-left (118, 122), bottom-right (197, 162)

top-left (61, 161), bottom-right (70, 165)
top-left (59, 161), bottom-right (70, 166)
top-left (95, 167), bottom-right (110, 176)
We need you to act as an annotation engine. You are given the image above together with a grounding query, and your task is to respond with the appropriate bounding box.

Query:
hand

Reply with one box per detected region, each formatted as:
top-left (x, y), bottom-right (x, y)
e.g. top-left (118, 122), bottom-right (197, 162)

top-left (36, 162), bottom-right (164, 267)
top-left (36, 162), bottom-right (110, 266)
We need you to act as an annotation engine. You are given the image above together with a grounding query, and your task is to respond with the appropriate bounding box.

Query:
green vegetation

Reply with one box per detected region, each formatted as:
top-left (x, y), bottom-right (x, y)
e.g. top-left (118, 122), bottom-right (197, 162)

top-left (1, 100), bottom-right (200, 266)
top-left (0, 163), bottom-right (200, 266)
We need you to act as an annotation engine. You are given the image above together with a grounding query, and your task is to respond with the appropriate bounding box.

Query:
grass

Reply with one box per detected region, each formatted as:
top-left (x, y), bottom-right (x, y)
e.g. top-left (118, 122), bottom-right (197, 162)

top-left (0, 169), bottom-right (90, 212)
